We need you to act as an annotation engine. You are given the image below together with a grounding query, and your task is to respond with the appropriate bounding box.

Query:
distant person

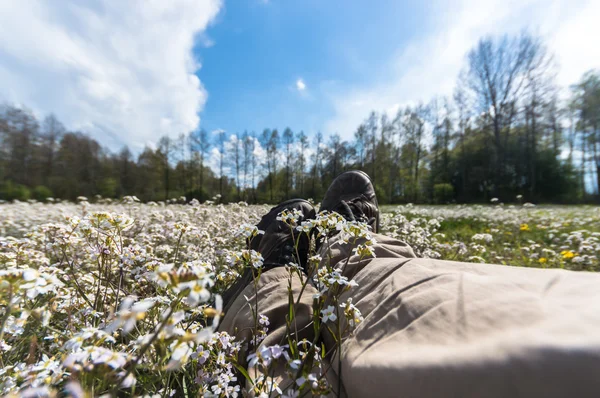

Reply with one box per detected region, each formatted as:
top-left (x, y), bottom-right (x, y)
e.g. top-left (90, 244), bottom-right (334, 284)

top-left (220, 171), bottom-right (600, 398)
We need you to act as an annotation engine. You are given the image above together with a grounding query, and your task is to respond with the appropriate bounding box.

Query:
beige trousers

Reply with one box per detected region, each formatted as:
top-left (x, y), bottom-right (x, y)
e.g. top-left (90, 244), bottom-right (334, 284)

top-left (220, 233), bottom-right (600, 397)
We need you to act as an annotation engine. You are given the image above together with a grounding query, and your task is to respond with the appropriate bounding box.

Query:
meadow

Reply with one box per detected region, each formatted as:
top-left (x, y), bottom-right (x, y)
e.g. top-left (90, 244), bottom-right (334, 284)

top-left (0, 199), bottom-right (598, 396)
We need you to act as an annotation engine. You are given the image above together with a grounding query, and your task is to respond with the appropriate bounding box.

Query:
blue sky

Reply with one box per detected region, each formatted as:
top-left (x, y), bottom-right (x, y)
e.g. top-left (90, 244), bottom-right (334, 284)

top-left (1, 0), bottom-right (599, 151)
top-left (198, 0), bottom-right (427, 137)
top-left (198, 0), bottom-right (600, 142)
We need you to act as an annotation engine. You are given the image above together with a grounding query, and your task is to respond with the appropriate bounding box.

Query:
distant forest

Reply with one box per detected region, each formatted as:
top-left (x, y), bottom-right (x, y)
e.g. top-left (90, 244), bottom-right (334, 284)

top-left (1, 32), bottom-right (599, 205)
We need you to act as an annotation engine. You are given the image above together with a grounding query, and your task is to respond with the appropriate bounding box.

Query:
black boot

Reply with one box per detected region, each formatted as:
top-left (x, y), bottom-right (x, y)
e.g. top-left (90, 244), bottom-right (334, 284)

top-left (255, 199), bottom-right (316, 270)
top-left (320, 170), bottom-right (380, 233)
top-left (221, 199), bottom-right (316, 313)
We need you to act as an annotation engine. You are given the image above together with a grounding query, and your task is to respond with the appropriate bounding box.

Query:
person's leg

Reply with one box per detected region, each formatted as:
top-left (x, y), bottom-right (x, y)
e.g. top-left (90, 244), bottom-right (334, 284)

top-left (220, 198), bottom-right (317, 345)
top-left (319, 170), bottom-right (600, 398)
top-left (332, 254), bottom-right (600, 398)
top-left (218, 200), bottom-right (339, 395)
top-left (221, 198), bottom-right (315, 316)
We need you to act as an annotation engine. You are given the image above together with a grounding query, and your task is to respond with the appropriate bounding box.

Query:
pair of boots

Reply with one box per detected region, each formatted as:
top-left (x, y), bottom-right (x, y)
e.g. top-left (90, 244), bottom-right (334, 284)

top-left (222, 170), bottom-right (380, 309)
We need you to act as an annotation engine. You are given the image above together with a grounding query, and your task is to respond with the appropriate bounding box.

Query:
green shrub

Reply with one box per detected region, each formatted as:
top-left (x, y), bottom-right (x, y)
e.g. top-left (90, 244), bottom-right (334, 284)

top-left (0, 181), bottom-right (31, 201)
top-left (434, 183), bottom-right (454, 204)
top-left (32, 185), bottom-right (53, 202)
top-left (98, 177), bottom-right (118, 198)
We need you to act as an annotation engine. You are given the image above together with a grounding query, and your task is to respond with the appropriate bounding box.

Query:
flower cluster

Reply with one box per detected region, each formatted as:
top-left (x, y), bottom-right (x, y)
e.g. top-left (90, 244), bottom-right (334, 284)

top-left (0, 200), bottom-right (269, 396)
top-left (1, 198), bottom-right (595, 396)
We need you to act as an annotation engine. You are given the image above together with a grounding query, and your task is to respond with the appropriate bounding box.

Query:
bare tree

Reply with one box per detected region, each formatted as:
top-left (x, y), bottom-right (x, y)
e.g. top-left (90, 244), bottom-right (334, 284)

top-left (453, 81), bottom-right (473, 197)
top-left (269, 129), bottom-right (279, 202)
top-left (403, 105), bottom-right (426, 201)
top-left (354, 123), bottom-right (367, 168)
top-left (176, 133), bottom-right (188, 195)
top-left (261, 129), bottom-right (274, 202)
top-left (297, 131), bottom-right (308, 196)
top-left (565, 99), bottom-right (578, 169)
top-left (312, 131), bottom-right (323, 196)
top-left (157, 136), bottom-right (174, 200)
top-left (390, 108), bottom-right (406, 202)
top-left (328, 133), bottom-right (342, 178)
top-left (466, 32), bottom-right (543, 193)
top-left (428, 97), bottom-right (443, 186)
top-left (249, 131), bottom-right (258, 202)
top-left (282, 127), bottom-right (294, 198)
top-left (572, 70), bottom-right (600, 196)
top-left (442, 99), bottom-right (453, 179)
top-left (117, 146), bottom-right (133, 194)
top-left (366, 112), bottom-right (378, 184)
top-left (189, 129), bottom-right (210, 198)
top-left (1, 106), bottom-right (39, 186)
top-left (217, 130), bottom-right (226, 198)
top-left (242, 131), bottom-right (251, 199)
top-left (232, 132), bottom-right (242, 200)
top-left (521, 36), bottom-right (555, 197)
top-left (40, 114), bottom-right (64, 185)
top-left (259, 129), bottom-right (281, 202)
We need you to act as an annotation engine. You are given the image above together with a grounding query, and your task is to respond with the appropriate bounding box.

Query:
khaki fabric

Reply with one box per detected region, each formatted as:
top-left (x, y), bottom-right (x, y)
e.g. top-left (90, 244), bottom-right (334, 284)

top-left (220, 233), bottom-right (600, 397)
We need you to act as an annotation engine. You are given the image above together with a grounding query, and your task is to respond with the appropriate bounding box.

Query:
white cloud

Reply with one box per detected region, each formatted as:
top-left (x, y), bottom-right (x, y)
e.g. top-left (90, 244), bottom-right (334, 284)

top-left (296, 78), bottom-right (306, 92)
top-left (551, 1), bottom-right (600, 88)
top-left (0, 0), bottom-right (222, 151)
top-left (324, 0), bottom-right (600, 139)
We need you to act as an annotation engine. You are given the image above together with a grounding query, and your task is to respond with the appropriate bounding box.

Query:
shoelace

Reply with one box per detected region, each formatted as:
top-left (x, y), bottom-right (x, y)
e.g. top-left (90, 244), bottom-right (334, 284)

top-left (334, 197), bottom-right (376, 229)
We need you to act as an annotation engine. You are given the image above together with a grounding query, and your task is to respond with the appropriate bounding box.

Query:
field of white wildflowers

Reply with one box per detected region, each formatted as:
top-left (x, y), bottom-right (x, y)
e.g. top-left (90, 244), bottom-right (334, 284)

top-left (0, 197), bottom-right (598, 397)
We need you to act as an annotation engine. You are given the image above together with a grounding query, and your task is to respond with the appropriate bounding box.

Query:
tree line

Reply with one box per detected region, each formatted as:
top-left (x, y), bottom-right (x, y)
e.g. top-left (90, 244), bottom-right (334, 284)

top-left (1, 32), bottom-right (599, 204)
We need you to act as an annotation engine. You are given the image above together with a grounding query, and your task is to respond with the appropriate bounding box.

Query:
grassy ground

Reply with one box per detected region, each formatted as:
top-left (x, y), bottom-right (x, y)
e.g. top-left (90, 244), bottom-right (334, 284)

top-left (378, 204), bottom-right (600, 271)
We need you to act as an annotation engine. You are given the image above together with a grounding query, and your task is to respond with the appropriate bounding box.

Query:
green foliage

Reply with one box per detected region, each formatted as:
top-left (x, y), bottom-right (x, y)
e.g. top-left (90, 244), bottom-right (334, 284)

top-left (374, 184), bottom-right (387, 206)
top-left (98, 177), bottom-right (118, 198)
top-left (185, 187), bottom-right (209, 202)
top-left (31, 185), bottom-right (53, 202)
top-left (434, 183), bottom-right (454, 203)
top-left (0, 181), bottom-right (31, 201)
top-left (533, 150), bottom-right (581, 202)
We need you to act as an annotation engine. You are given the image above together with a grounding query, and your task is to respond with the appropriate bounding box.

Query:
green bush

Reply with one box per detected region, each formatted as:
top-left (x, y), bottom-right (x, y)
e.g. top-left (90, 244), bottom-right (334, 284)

top-left (434, 183), bottom-right (454, 204)
top-left (374, 184), bottom-right (387, 205)
top-left (32, 185), bottom-right (53, 202)
top-left (98, 177), bottom-right (118, 198)
top-left (0, 181), bottom-right (31, 201)
top-left (186, 187), bottom-right (209, 202)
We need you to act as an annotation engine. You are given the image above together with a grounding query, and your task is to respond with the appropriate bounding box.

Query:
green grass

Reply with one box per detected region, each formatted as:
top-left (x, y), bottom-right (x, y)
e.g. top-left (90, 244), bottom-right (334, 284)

top-left (379, 204), bottom-right (600, 271)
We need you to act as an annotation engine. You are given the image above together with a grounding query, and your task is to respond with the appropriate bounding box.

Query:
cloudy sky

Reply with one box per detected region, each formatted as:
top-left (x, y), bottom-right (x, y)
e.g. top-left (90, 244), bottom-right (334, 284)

top-left (1, 0), bottom-right (599, 151)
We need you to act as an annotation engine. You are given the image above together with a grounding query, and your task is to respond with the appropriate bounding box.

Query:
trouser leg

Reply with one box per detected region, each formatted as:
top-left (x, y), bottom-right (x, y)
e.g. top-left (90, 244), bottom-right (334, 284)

top-left (319, 233), bottom-right (600, 398)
